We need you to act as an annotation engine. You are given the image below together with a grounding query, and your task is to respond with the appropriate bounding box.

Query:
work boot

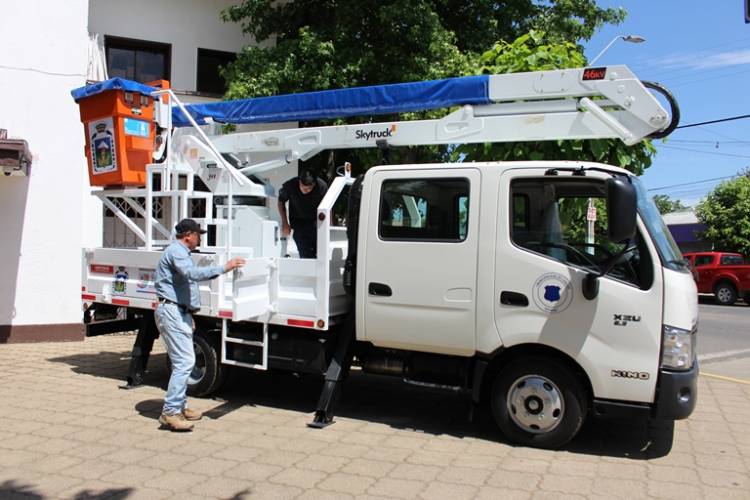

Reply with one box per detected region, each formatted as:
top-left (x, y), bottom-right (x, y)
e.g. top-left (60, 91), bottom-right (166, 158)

top-left (159, 412), bottom-right (194, 432)
top-left (182, 407), bottom-right (203, 421)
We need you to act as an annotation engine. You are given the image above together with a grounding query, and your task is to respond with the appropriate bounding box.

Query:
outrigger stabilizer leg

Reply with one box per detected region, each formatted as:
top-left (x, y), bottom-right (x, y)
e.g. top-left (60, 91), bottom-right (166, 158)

top-left (308, 312), bottom-right (356, 428)
top-left (123, 311), bottom-right (158, 389)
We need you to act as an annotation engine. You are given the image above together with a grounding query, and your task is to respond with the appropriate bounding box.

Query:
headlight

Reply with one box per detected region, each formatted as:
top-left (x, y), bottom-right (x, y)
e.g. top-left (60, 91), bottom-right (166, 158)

top-left (661, 324), bottom-right (695, 370)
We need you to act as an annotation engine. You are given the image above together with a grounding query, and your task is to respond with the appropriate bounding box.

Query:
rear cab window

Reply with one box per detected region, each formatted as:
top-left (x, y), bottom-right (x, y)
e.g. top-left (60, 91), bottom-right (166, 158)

top-left (720, 254), bottom-right (743, 266)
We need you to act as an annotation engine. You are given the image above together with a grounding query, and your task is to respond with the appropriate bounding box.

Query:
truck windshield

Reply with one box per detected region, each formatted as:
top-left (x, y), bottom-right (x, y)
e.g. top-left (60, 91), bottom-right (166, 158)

top-left (632, 176), bottom-right (685, 272)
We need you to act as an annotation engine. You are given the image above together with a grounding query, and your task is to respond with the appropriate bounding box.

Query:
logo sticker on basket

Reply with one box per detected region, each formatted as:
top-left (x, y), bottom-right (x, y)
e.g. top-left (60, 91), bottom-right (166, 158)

top-left (88, 118), bottom-right (118, 174)
top-left (532, 273), bottom-right (573, 313)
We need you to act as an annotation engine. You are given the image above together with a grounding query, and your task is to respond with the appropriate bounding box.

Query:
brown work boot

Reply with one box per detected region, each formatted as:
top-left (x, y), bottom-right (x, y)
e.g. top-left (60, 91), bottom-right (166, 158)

top-left (159, 412), bottom-right (194, 432)
top-left (182, 407), bottom-right (203, 421)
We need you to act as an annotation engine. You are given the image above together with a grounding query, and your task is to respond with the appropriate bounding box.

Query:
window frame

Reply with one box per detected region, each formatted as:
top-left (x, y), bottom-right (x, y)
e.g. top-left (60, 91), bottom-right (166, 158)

top-left (378, 177), bottom-right (470, 243)
top-left (196, 48), bottom-right (237, 96)
top-left (105, 35), bottom-right (171, 83)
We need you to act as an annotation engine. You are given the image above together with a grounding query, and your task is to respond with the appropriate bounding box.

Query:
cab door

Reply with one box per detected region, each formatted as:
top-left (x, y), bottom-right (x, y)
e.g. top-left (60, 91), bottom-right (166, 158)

top-left (493, 170), bottom-right (664, 403)
top-left (362, 168), bottom-right (480, 355)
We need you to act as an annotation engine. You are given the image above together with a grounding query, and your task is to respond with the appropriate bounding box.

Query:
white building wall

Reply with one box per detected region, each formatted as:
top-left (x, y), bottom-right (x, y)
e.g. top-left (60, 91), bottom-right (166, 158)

top-left (89, 0), bottom-right (255, 91)
top-left (0, 0), bottom-right (91, 333)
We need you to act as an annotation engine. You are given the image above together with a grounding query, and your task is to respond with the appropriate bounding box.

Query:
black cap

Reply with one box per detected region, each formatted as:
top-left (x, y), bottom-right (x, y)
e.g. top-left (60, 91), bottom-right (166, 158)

top-left (175, 218), bottom-right (207, 235)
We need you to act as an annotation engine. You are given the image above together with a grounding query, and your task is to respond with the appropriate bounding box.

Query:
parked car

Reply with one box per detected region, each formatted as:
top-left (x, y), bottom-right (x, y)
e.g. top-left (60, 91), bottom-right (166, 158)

top-left (683, 252), bottom-right (750, 305)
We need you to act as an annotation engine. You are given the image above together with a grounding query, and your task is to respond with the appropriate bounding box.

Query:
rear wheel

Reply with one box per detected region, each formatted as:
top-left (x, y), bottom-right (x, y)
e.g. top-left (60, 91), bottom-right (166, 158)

top-left (490, 357), bottom-right (587, 449)
top-left (166, 329), bottom-right (226, 397)
top-left (714, 282), bottom-right (737, 306)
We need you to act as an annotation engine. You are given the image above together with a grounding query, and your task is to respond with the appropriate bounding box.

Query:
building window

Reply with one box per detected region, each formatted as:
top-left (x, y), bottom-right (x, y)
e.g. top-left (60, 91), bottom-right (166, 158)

top-left (197, 48), bottom-right (237, 95)
top-left (105, 36), bottom-right (171, 83)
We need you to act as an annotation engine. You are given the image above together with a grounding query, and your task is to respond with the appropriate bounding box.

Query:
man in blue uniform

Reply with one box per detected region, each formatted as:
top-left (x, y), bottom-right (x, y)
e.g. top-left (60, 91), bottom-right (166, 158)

top-left (277, 169), bottom-right (328, 258)
top-left (154, 218), bottom-right (245, 431)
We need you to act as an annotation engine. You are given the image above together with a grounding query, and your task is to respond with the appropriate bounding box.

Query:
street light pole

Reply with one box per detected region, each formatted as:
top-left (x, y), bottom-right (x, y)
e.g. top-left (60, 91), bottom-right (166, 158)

top-left (589, 34), bottom-right (646, 66)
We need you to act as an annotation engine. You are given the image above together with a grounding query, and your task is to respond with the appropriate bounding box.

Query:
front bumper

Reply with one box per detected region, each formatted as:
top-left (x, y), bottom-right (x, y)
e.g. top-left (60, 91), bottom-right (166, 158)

top-left (653, 360), bottom-right (698, 420)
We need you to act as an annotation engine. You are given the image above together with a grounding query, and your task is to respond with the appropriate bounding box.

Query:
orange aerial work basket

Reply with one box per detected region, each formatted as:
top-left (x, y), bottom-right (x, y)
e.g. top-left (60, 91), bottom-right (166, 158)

top-left (72, 78), bottom-right (169, 187)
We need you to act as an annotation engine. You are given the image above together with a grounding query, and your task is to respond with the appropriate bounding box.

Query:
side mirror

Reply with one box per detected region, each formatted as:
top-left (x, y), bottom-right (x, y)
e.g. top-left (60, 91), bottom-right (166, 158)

top-left (583, 177), bottom-right (637, 301)
top-left (606, 177), bottom-right (636, 242)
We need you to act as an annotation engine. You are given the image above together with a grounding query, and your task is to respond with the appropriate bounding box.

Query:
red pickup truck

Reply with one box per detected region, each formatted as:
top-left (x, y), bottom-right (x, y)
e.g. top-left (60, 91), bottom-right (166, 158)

top-left (683, 252), bottom-right (750, 305)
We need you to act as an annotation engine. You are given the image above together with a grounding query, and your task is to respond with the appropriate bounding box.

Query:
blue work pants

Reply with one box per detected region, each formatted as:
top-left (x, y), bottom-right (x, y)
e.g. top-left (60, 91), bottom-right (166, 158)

top-left (154, 303), bottom-right (195, 415)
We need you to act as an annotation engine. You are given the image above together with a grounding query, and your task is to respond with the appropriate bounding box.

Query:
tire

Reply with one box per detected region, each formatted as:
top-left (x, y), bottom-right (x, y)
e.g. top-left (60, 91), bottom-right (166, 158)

top-left (714, 282), bottom-right (737, 306)
top-left (166, 329), bottom-right (226, 397)
top-left (490, 357), bottom-right (587, 449)
top-left (744, 293), bottom-right (750, 306)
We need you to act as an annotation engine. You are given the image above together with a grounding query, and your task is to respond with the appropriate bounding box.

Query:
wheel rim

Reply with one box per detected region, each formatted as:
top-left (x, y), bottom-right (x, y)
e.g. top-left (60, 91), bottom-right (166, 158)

top-left (189, 341), bottom-right (207, 385)
top-left (506, 375), bottom-right (564, 434)
top-left (717, 287), bottom-right (732, 303)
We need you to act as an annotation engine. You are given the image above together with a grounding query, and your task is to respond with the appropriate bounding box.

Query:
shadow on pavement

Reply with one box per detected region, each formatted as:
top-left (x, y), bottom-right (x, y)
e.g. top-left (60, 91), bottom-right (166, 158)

top-left (0, 480), bottom-right (43, 500)
top-left (50, 349), bottom-right (673, 459)
top-left (0, 480), bottom-right (132, 500)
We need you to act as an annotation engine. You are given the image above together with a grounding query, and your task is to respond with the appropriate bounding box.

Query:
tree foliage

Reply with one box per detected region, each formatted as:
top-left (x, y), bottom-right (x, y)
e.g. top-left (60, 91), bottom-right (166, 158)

top-left (222, 0), bottom-right (625, 95)
top-left (220, 1), bottom-right (655, 175)
top-left (695, 176), bottom-right (750, 255)
top-left (652, 194), bottom-right (686, 215)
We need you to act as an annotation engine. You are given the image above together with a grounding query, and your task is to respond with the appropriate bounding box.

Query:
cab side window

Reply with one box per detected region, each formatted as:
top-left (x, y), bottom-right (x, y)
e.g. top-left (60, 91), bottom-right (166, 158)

top-left (510, 178), bottom-right (653, 289)
top-left (694, 255), bottom-right (714, 267)
top-left (379, 178), bottom-right (469, 242)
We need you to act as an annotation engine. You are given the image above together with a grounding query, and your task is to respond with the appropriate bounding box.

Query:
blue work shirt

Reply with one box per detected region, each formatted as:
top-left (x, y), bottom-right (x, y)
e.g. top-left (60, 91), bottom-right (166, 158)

top-left (154, 241), bottom-right (224, 311)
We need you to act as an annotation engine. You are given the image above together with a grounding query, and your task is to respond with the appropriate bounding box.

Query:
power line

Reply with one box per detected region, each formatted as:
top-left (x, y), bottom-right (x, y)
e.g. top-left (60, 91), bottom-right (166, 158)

top-left (676, 114), bottom-right (750, 129)
top-left (668, 67), bottom-right (750, 89)
top-left (669, 139), bottom-right (750, 145)
top-left (659, 144), bottom-right (750, 159)
top-left (648, 175), bottom-right (737, 192)
top-left (695, 127), bottom-right (749, 143)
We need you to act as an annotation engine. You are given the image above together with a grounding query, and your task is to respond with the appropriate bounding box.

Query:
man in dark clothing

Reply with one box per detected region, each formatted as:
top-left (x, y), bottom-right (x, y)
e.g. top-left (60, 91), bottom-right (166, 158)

top-left (277, 169), bottom-right (328, 258)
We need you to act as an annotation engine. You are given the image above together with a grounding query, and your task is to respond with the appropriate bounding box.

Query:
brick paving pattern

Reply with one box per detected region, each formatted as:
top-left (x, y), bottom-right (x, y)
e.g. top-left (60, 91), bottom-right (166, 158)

top-left (0, 334), bottom-right (748, 499)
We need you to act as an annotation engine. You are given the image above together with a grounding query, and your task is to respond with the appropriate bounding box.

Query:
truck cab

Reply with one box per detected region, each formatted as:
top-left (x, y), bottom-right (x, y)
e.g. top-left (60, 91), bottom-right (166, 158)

top-left (352, 161), bottom-right (697, 448)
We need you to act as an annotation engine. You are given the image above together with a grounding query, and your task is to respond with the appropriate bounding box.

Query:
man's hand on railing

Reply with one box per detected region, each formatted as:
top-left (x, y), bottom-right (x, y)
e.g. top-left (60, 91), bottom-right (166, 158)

top-left (224, 258), bottom-right (246, 273)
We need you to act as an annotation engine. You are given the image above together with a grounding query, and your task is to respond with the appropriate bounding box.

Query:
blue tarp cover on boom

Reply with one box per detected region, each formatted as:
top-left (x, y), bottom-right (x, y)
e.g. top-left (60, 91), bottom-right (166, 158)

top-left (72, 75), bottom-right (492, 127)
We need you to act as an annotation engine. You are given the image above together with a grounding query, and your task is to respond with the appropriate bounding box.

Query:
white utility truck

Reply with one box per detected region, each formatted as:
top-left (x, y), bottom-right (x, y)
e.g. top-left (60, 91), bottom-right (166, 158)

top-left (74, 65), bottom-right (696, 448)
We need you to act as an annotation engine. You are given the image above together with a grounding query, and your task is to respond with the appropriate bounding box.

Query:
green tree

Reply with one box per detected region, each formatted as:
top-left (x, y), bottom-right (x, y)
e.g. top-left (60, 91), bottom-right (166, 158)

top-left (652, 194), bottom-right (686, 215)
top-left (695, 176), bottom-right (750, 255)
top-left (222, 0), bottom-right (625, 95)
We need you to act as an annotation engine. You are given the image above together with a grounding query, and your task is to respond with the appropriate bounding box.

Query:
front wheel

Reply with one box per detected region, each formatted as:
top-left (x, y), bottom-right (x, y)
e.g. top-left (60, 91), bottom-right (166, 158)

top-left (714, 282), bottom-right (737, 306)
top-left (490, 357), bottom-right (587, 449)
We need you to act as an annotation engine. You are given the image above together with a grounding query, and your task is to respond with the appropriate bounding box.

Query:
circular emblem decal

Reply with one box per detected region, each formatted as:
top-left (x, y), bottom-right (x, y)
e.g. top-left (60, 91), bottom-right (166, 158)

top-left (532, 273), bottom-right (573, 313)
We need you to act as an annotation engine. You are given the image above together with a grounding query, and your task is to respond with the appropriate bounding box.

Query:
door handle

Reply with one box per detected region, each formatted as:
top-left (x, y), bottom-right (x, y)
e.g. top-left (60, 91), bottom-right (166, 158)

top-left (500, 291), bottom-right (529, 307)
top-left (368, 282), bottom-right (392, 296)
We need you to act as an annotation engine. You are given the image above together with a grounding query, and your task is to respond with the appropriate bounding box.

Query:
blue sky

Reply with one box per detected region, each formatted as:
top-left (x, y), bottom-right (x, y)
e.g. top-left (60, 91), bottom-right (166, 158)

top-left (582, 1), bottom-right (750, 206)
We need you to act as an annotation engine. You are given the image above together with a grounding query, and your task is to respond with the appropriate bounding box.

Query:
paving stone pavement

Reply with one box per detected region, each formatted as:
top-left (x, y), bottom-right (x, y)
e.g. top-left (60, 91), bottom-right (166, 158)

top-left (0, 333), bottom-right (749, 499)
